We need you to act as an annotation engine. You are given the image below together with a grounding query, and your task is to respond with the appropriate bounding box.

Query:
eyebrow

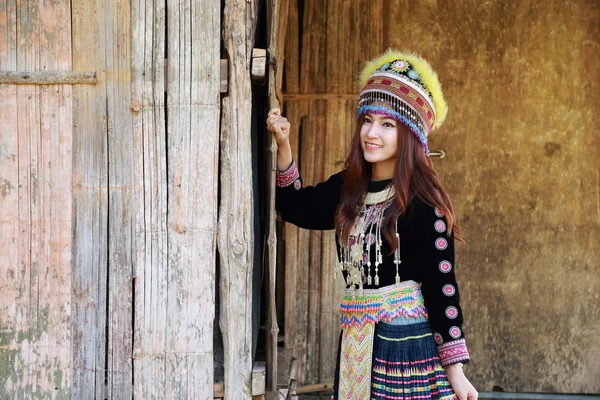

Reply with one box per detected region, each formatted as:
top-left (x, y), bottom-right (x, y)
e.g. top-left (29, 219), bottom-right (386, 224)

top-left (365, 113), bottom-right (396, 121)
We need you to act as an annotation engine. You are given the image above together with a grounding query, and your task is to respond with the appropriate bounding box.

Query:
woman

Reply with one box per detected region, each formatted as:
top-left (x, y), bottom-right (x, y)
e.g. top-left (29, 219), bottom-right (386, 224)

top-left (267, 49), bottom-right (478, 400)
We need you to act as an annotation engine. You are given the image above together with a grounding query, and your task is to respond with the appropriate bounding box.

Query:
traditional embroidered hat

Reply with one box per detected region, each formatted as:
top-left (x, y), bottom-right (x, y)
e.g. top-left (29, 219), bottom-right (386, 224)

top-left (357, 49), bottom-right (448, 156)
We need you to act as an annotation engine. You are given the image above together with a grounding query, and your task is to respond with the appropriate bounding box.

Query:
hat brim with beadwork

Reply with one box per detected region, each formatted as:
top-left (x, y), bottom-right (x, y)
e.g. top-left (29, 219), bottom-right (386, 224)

top-left (357, 49), bottom-right (448, 156)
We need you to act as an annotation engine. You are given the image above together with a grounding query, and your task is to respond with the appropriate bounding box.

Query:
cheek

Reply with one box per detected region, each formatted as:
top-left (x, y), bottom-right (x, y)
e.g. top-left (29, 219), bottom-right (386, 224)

top-left (384, 130), bottom-right (398, 148)
top-left (359, 126), bottom-right (368, 140)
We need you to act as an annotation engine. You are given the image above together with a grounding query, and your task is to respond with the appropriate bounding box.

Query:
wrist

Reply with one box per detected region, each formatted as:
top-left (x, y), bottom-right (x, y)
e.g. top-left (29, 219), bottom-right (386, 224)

top-left (445, 363), bottom-right (465, 378)
top-left (276, 142), bottom-right (293, 172)
top-left (276, 138), bottom-right (291, 150)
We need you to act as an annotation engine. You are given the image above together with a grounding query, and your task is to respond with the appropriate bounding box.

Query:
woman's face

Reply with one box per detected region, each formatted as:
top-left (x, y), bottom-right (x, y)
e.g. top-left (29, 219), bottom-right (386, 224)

top-left (360, 113), bottom-right (399, 168)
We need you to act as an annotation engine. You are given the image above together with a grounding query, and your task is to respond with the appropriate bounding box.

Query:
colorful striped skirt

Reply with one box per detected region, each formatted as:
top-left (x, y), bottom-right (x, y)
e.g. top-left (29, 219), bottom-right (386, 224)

top-left (332, 281), bottom-right (457, 400)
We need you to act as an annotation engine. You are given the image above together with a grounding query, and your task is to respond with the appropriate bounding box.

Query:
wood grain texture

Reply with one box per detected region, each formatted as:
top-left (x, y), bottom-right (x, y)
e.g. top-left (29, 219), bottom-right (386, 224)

top-left (131, 0), bottom-right (168, 397)
top-left (131, 0), bottom-right (220, 397)
top-left (219, 0), bottom-right (259, 397)
top-left (105, 0), bottom-right (134, 396)
top-left (265, 0), bottom-right (290, 392)
top-left (0, 0), bottom-right (73, 397)
top-left (0, 71), bottom-right (97, 84)
top-left (282, 0), bottom-right (300, 368)
top-left (72, 0), bottom-right (134, 397)
top-left (165, 0), bottom-right (219, 395)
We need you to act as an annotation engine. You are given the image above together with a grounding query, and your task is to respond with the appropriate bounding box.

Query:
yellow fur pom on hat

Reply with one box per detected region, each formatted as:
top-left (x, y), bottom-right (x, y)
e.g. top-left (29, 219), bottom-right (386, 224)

top-left (358, 49), bottom-right (448, 131)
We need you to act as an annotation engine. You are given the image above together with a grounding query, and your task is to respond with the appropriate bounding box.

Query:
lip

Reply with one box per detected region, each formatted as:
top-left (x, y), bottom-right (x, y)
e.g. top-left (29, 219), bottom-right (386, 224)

top-left (364, 142), bottom-right (383, 150)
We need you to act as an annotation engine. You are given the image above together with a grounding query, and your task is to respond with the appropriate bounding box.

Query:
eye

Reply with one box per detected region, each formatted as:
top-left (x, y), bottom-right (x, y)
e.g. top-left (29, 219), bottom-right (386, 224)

top-left (383, 121), bottom-right (396, 128)
top-left (364, 117), bottom-right (372, 124)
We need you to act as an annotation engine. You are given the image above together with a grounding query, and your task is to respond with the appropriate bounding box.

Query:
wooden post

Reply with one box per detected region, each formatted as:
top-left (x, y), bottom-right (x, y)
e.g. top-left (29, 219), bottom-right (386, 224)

top-left (265, 0), bottom-right (290, 393)
top-left (219, 0), bottom-right (260, 398)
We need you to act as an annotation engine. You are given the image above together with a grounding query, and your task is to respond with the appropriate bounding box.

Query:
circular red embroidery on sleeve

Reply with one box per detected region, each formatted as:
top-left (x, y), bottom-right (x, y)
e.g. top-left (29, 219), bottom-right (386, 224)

top-left (293, 179), bottom-right (302, 190)
top-left (449, 326), bottom-right (462, 339)
top-left (439, 260), bottom-right (452, 273)
top-left (434, 207), bottom-right (444, 217)
top-left (435, 237), bottom-right (448, 250)
top-left (433, 332), bottom-right (444, 345)
top-left (442, 284), bottom-right (456, 296)
top-left (445, 306), bottom-right (458, 319)
top-left (434, 220), bottom-right (447, 233)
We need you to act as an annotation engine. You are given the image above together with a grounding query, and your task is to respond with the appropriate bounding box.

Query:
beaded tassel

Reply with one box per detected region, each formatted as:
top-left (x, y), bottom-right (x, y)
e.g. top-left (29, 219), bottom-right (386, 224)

top-left (374, 231), bottom-right (382, 286)
top-left (365, 231), bottom-right (372, 285)
top-left (394, 220), bottom-right (402, 284)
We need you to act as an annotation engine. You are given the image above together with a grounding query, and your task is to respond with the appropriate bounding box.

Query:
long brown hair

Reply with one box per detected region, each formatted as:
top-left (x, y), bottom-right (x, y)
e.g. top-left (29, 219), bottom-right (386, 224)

top-left (335, 115), bottom-right (464, 253)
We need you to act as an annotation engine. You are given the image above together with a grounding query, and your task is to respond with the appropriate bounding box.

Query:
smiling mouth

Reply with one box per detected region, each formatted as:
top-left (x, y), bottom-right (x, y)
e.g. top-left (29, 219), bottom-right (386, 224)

top-left (365, 142), bottom-right (383, 149)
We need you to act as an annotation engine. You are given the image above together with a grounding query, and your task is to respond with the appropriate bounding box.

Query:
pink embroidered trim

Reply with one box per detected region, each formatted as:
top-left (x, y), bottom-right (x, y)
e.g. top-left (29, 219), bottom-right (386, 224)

top-left (276, 159), bottom-right (300, 188)
top-left (437, 338), bottom-right (470, 367)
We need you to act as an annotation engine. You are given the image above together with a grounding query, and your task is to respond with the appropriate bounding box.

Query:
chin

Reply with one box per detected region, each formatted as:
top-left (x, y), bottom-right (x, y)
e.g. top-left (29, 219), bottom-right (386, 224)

top-left (363, 150), bottom-right (385, 164)
top-left (361, 151), bottom-right (374, 163)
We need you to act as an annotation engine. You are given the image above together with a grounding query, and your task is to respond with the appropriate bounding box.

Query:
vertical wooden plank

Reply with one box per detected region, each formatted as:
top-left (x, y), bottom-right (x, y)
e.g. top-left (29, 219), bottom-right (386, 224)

top-left (71, 0), bottom-right (109, 394)
top-left (164, 0), bottom-right (220, 396)
top-left (132, 0), bottom-right (168, 397)
top-left (283, 0), bottom-right (300, 363)
top-left (0, 1), bottom-right (22, 394)
top-left (219, 0), bottom-right (259, 397)
top-left (104, 0), bottom-right (134, 396)
top-left (0, 0), bottom-right (73, 397)
top-left (72, 0), bottom-right (136, 397)
top-left (305, 102), bottom-right (325, 384)
top-left (298, 0), bottom-right (328, 384)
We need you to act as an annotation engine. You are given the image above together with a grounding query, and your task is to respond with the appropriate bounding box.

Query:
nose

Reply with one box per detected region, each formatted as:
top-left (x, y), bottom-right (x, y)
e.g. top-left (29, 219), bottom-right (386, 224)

top-left (366, 122), bottom-right (382, 139)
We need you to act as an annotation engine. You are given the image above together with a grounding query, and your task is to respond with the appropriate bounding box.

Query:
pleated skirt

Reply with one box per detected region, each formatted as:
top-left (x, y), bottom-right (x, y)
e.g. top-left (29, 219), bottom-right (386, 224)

top-left (331, 282), bottom-right (457, 400)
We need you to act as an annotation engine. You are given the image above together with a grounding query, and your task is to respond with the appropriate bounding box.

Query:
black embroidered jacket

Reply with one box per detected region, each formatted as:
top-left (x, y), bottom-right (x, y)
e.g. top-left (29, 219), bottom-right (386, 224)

top-left (275, 160), bottom-right (470, 366)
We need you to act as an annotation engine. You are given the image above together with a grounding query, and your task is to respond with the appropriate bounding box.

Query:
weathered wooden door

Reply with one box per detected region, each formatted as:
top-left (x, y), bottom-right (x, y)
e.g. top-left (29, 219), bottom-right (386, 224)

top-left (1, 0), bottom-right (221, 397)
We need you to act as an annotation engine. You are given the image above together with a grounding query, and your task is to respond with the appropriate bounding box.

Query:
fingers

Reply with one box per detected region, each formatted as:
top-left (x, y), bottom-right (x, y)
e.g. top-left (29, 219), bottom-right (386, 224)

top-left (267, 108), bottom-right (281, 121)
top-left (265, 111), bottom-right (288, 130)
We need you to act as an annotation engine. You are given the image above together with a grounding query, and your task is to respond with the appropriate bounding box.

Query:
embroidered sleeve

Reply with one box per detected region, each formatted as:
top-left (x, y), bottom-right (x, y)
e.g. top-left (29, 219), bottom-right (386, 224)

top-left (276, 158), bottom-right (301, 189)
top-left (415, 201), bottom-right (470, 367)
top-left (275, 158), bottom-right (343, 230)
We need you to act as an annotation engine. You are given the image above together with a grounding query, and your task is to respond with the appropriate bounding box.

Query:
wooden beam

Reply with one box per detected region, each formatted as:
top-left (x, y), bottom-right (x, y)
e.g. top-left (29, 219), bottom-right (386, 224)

top-left (214, 383), bottom-right (224, 398)
top-left (251, 48), bottom-right (267, 83)
top-left (283, 92), bottom-right (359, 100)
top-left (0, 71), bottom-right (97, 84)
top-left (295, 382), bottom-right (333, 394)
top-left (220, 48), bottom-right (267, 94)
top-left (252, 361), bottom-right (267, 395)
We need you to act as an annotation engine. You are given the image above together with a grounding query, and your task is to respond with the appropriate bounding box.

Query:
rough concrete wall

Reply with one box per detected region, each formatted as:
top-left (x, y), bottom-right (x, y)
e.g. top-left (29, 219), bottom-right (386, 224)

top-left (388, 0), bottom-right (599, 393)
